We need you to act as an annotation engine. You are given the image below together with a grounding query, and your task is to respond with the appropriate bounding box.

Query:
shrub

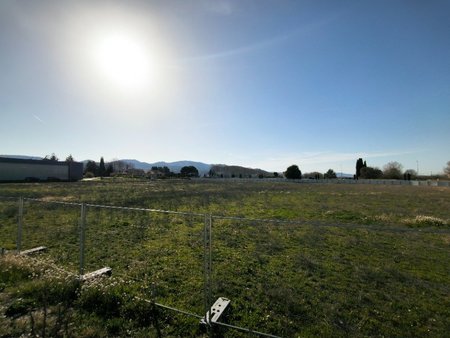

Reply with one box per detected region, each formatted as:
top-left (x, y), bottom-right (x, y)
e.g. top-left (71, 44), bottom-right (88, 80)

top-left (84, 171), bottom-right (95, 178)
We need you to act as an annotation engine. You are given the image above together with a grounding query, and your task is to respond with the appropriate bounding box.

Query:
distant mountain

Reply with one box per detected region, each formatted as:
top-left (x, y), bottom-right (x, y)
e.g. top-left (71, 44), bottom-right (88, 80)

top-left (119, 159), bottom-right (154, 171)
top-left (118, 160), bottom-right (274, 177)
top-left (121, 159), bottom-right (212, 175)
top-left (118, 160), bottom-right (279, 177)
top-left (150, 161), bottom-right (211, 175)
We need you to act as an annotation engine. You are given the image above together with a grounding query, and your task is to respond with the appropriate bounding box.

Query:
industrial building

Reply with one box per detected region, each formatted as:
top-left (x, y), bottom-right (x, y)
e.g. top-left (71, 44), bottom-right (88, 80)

top-left (0, 157), bottom-right (83, 182)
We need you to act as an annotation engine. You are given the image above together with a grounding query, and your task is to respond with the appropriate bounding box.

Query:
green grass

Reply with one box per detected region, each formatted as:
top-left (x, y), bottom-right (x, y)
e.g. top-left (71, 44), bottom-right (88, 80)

top-left (0, 179), bottom-right (449, 337)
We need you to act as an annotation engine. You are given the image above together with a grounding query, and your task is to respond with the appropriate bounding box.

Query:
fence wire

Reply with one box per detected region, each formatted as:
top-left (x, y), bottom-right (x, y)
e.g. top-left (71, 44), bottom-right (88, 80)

top-left (82, 204), bottom-right (207, 318)
top-left (21, 198), bottom-right (81, 274)
top-left (1, 196), bottom-right (449, 338)
top-left (0, 196), bottom-right (19, 251)
top-left (209, 216), bottom-right (450, 337)
top-left (211, 217), bottom-right (309, 337)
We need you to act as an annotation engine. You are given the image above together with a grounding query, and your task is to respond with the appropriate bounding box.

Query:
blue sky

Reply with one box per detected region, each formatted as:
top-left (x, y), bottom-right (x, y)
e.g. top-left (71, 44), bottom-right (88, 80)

top-left (1, 0), bottom-right (449, 174)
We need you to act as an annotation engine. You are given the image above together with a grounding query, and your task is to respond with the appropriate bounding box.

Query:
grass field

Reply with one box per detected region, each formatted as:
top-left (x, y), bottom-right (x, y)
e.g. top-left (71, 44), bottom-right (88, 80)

top-left (0, 178), bottom-right (449, 337)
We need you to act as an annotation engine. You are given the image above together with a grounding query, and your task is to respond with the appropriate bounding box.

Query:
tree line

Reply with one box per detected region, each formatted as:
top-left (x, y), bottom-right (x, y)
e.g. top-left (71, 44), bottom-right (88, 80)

top-left (43, 153), bottom-right (450, 180)
top-left (85, 161), bottom-right (200, 179)
top-left (284, 159), bottom-right (450, 180)
top-left (42, 154), bottom-right (201, 179)
top-left (84, 157), bottom-right (113, 178)
top-left (284, 165), bottom-right (337, 180)
top-left (355, 158), bottom-right (417, 180)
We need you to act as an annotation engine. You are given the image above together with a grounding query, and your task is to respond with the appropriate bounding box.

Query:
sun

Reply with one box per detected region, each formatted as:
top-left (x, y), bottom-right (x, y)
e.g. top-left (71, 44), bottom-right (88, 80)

top-left (92, 32), bottom-right (155, 92)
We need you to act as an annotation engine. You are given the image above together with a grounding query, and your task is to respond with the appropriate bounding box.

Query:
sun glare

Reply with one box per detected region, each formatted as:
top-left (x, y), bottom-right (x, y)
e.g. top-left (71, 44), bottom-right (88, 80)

top-left (92, 32), bottom-right (155, 92)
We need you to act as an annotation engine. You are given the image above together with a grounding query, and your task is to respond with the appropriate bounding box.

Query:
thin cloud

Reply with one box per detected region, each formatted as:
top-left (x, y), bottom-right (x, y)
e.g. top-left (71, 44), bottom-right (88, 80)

top-left (179, 16), bottom-right (340, 64)
top-left (202, 0), bottom-right (234, 16)
top-left (32, 114), bottom-right (45, 124)
top-left (183, 34), bottom-right (289, 63)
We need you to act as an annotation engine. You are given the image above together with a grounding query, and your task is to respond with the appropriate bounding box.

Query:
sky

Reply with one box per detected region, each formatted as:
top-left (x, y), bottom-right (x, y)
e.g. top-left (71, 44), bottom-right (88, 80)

top-left (1, 0), bottom-right (449, 175)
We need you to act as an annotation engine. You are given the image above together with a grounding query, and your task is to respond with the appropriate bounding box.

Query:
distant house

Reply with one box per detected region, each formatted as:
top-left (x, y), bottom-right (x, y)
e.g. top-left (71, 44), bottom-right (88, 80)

top-left (0, 157), bottom-right (83, 182)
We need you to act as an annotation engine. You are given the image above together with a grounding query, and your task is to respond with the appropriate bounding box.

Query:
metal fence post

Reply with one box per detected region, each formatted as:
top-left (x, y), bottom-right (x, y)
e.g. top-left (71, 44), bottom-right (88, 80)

top-left (17, 197), bottom-right (24, 252)
top-left (203, 214), bottom-right (213, 336)
top-left (79, 203), bottom-right (87, 277)
top-left (208, 215), bottom-right (213, 335)
top-left (203, 214), bottom-right (208, 320)
top-left (208, 214), bottom-right (212, 321)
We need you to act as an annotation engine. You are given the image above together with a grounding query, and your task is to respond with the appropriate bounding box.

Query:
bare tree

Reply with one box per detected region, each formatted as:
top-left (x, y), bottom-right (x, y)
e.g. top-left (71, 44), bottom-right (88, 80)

top-left (444, 161), bottom-right (450, 177)
top-left (111, 160), bottom-right (129, 173)
top-left (383, 161), bottom-right (403, 179)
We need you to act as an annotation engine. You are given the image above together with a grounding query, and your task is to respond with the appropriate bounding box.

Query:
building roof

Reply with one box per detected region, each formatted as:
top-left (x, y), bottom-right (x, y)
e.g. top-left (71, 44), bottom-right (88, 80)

top-left (0, 157), bottom-right (69, 166)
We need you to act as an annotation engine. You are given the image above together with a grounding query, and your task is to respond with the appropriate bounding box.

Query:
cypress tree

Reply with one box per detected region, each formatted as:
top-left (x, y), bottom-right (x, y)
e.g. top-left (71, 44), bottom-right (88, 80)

top-left (99, 157), bottom-right (106, 177)
top-left (356, 158), bottom-right (364, 179)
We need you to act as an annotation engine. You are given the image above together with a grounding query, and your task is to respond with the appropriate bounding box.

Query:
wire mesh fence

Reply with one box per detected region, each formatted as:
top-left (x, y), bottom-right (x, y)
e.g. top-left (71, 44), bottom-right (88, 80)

top-left (211, 217), bottom-right (319, 337)
top-left (82, 204), bottom-right (206, 316)
top-left (0, 196), bottom-right (18, 251)
top-left (20, 198), bottom-right (81, 274)
top-left (209, 216), bottom-right (450, 337)
top-left (1, 196), bottom-right (449, 337)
